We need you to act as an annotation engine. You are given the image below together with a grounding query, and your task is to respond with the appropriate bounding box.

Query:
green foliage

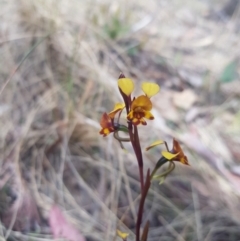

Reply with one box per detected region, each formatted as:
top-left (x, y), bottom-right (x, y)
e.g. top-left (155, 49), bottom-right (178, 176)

top-left (127, 45), bottom-right (140, 56)
top-left (65, 76), bottom-right (74, 95)
top-left (103, 16), bottom-right (129, 39)
top-left (220, 60), bottom-right (238, 83)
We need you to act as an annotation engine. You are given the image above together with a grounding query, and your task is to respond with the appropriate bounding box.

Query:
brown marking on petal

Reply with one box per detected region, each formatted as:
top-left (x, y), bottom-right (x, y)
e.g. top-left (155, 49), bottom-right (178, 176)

top-left (133, 107), bottom-right (145, 119)
top-left (141, 119), bottom-right (147, 125)
top-left (171, 139), bottom-right (189, 165)
top-left (99, 113), bottom-right (115, 136)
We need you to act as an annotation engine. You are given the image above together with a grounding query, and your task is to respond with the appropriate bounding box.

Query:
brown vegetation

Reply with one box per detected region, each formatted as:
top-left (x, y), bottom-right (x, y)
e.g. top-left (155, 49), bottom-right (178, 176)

top-left (0, 0), bottom-right (240, 240)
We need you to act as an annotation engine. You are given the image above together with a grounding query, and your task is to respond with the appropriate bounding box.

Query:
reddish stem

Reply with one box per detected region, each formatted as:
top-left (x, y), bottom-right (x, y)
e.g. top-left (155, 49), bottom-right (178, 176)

top-left (139, 166), bottom-right (144, 193)
top-left (128, 123), bottom-right (144, 191)
top-left (136, 170), bottom-right (151, 241)
top-left (133, 125), bottom-right (144, 192)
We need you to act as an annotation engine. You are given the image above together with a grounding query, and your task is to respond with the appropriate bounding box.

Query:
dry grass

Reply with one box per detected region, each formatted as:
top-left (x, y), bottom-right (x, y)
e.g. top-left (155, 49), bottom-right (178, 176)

top-left (0, 0), bottom-right (240, 240)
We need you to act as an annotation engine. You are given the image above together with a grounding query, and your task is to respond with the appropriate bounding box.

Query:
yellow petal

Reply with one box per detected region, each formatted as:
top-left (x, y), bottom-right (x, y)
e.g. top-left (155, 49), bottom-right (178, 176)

top-left (118, 78), bottom-right (134, 96)
top-left (127, 110), bottom-right (134, 120)
top-left (117, 229), bottom-right (129, 239)
top-left (103, 128), bottom-right (110, 134)
top-left (132, 118), bottom-right (140, 125)
top-left (141, 82), bottom-right (160, 98)
top-left (131, 95), bottom-right (152, 111)
top-left (146, 140), bottom-right (164, 151)
top-left (144, 110), bottom-right (154, 120)
top-left (139, 118), bottom-right (147, 125)
top-left (161, 151), bottom-right (179, 160)
top-left (114, 103), bottom-right (125, 109)
top-left (108, 103), bottom-right (125, 119)
top-left (99, 128), bottom-right (111, 136)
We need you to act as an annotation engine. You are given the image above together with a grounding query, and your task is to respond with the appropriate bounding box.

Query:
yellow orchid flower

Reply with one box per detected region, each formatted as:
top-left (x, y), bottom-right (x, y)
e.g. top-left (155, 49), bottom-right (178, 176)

top-left (146, 138), bottom-right (189, 165)
top-left (99, 113), bottom-right (115, 136)
top-left (127, 95), bottom-right (154, 125)
top-left (123, 81), bottom-right (160, 126)
top-left (108, 103), bottom-right (125, 119)
top-left (168, 138), bottom-right (189, 165)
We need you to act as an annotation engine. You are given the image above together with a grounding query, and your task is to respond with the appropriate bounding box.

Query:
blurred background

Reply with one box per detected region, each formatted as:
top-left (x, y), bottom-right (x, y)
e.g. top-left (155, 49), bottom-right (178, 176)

top-left (0, 0), bottom-right (240, 240)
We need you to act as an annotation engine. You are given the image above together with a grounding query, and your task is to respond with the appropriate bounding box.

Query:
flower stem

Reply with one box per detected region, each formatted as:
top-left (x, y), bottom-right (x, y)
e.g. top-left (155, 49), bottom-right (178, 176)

top-left (133, 125), bottom-right (144, 192)
top-left (150, 156), bottom-right (168, 179)
top-left (136, 170), bottom-right (151, 241)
